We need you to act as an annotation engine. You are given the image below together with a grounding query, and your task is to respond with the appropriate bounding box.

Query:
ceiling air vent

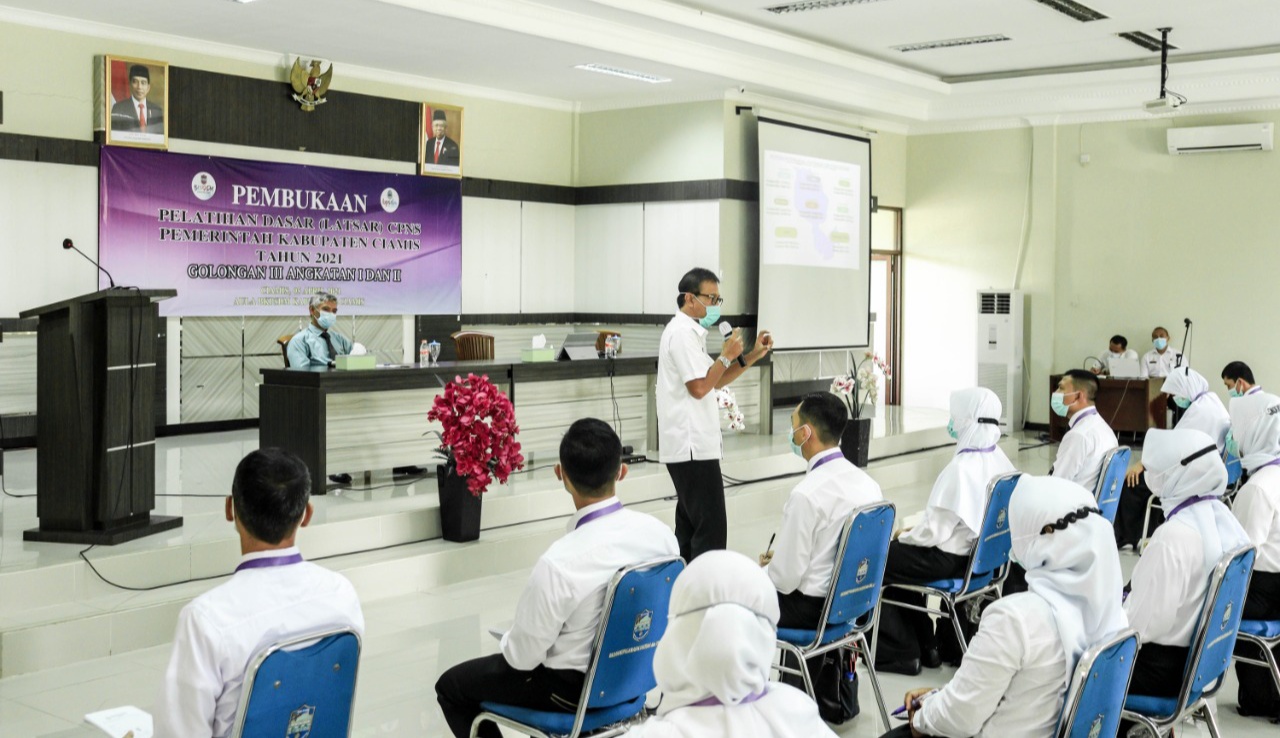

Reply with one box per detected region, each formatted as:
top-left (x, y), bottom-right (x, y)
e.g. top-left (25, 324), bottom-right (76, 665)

top-left (764, 0), bottom-right (888, 14)
top-left (1118, 31), bottom-right (1175, 52)
top-left (893, 35), bottom-right (1011, 53)
top-left (1029, 0), bottom-right (1107, 22)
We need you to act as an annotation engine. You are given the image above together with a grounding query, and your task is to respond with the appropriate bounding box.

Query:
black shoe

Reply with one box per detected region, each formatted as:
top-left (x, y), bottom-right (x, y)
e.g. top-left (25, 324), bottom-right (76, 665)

top-left (875, 658), bottom-right (921, 676)
top-left (921, 647), bottom-right (942, 669)
top-left (393, 465), bottom-right (425, 476)
top-left (1236, 704), bottom-right (1280, 721)
top-left (328, 473), bottom-right (352, 485)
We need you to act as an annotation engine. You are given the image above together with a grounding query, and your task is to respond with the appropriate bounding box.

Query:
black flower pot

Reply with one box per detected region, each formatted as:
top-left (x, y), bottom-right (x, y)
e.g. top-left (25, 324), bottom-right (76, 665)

top-left (840, 417), bottom-right (872, 468)
top-left (437, 463), bottom-right (482, 542)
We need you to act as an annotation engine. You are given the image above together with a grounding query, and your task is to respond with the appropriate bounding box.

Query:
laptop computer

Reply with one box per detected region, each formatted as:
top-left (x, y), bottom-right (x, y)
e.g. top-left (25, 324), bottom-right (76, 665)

top-left (557, 333), bottom-right (601, 361)
top-left (1109, 356), bottom-right (1142, 379)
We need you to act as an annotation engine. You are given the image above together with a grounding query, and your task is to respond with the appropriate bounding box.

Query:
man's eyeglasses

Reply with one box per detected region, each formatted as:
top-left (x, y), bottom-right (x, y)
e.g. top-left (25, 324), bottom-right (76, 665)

top-left (694, 292), bottom-right (725, 306)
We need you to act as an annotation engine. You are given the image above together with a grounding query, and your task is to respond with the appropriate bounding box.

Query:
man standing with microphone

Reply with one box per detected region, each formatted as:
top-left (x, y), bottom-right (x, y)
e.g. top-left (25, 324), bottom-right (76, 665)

top-left (658, 267), bottom-right (773, 562)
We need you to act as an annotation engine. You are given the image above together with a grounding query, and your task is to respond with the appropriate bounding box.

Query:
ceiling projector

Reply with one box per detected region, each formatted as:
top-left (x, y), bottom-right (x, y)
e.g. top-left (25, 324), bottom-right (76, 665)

top-left (1144, 96), bottom-right (1182, 114)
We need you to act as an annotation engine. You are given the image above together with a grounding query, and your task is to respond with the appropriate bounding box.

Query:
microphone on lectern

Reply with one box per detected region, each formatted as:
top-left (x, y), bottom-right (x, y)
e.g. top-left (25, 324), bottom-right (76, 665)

top-left (62, 238), bottom-right (117, 289)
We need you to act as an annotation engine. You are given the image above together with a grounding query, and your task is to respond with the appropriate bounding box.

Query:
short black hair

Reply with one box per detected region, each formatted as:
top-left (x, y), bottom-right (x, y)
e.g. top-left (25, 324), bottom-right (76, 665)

top-left (1152, 326), bottom-right (1168, 337)
top-left (1222, 361), bottom-right (1255, 384)
top-left (676, 267), bottom-right (719, 308)
top-left (1109, 335), bottom-right (1128, 349)
top-left (559, 418), bottom-right (623, 498)
top-left (1063, 369), bottom-right (1099, 401)
top-left (231, 448), bottom-right (311, 545)
top-left (797, 392), bottom-right (849, 445)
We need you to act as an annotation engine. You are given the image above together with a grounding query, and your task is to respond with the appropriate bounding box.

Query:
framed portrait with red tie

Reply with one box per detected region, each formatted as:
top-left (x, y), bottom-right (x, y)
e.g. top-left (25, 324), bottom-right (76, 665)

top-left (101, 55), bottom-right (169, 150)
top-left (420, 103), bottom-right (463, 178)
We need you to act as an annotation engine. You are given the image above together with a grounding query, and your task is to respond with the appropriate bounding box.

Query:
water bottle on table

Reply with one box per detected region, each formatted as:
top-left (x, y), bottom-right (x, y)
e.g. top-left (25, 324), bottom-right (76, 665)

top-left (420, 340), bottom-right (430, 367)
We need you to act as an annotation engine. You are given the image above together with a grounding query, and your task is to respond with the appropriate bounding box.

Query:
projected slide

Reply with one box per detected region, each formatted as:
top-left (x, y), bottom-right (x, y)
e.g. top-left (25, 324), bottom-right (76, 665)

top-left (761, 150), bottom-right (861, 270)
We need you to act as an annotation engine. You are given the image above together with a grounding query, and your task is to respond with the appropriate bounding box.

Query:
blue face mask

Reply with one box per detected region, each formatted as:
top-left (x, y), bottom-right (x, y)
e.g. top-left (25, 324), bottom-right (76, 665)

top-left (789, 425), bottom-right (811, 458)
top-left (699, 304), bottom-right (722, 329)
top-left (1225, 430), bottom-right (1240, 459)
top-left (947, 419), bottom-right (957, 440)
top-left (1229, 389), bottom-right (1244, 399)
top-left (1051, 392), bottom-right (1072, 417)
top-left (1153, 337), bottom-right (1168, 351)
top-left (316, 311), bottom-right (337, 331)
top-left (1173, 396), bottom-right (1192, 409)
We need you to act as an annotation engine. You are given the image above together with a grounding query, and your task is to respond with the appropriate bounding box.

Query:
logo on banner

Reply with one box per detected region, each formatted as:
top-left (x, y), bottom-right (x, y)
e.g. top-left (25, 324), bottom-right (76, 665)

top-left (285, 704), bottom-right (315, 737)
top-left (191, 172), bottom-right (217, 201)
top-left (380, 187), bottom-right (400, 213)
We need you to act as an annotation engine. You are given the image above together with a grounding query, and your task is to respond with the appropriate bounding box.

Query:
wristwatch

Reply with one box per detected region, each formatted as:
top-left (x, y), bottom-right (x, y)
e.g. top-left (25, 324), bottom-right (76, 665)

top-left (718, 355), bottom-right (732, 369)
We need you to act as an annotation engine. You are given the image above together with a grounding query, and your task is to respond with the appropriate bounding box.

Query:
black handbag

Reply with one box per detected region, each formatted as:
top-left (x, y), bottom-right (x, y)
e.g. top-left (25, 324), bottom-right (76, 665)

top-left (813, 647), bottom-right (860, 724)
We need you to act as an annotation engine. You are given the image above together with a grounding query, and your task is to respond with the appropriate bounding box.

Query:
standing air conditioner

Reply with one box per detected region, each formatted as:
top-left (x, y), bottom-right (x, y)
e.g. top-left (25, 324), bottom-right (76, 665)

top-left (976, 290), bottom-right (1024, 433)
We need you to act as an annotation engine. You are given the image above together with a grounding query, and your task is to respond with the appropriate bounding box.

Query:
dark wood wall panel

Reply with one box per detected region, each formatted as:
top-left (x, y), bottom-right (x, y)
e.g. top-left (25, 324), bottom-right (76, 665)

top-left (0, 133), bottom-right (99, 167)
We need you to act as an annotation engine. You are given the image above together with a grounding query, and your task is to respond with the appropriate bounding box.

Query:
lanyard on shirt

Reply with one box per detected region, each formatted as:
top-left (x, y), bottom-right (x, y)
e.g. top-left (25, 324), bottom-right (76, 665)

top-left (1070, 407), bottom-right (1098, 426)
top-left (690, 688), bottom-right (768, 708)
top-left (1166, 495), bottom-right (1218, 519)
top-left (1254, 458), bottom-right (1280, 473)
top-left (575, 500), bottom-right (623, 529)
top-left (1190, 391), bottom-right (1209, 403)
top-left (810, 452), bottom-right (842, 472)
top-left (960, 445), bottom-right (998, 454)
top-left (235, 552), bottom-right (304, 573)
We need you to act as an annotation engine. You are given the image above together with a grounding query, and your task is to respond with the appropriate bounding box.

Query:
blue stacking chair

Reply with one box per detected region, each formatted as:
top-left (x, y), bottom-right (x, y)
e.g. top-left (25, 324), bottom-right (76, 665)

top-left (775, 501), bottom-right (896, 726)
top-left (1093, 447), bottom-right (1131, 524)
top-left (1122, 545), bottom-right (1256, 738)
top-left (1233, 614), bottom-right (1280, 717)
top-left (1056, 629), bottom-right (1140, 738)
top-left (471, 556), bottom-right (685, 738)
top-left (232, 627), bottom-right (362, 738)
top-left (878, 471), bottom-right (1021, 657)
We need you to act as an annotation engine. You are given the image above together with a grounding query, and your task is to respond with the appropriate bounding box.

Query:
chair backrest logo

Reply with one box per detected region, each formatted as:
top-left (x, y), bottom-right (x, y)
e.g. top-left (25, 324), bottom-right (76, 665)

top-left (633, 609), bottom-right (653, 642)
top-left (1087, 715), bottom-right (1103, 738)
top-left (996, 509), bottom-right (1007, 529)
top-left (1222, 602), bottom-right (1233, 630)
top-left (855, 557), bottom-right (870, 584)
top-left (286, 704), bottom-right (315, 738)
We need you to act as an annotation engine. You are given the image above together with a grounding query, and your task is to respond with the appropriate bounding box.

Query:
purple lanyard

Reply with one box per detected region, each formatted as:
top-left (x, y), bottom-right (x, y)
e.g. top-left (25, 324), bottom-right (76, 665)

top-left (1071, 408), bottom-right (1098, 427)
top-left (1190, 391), bottom-right (1209, 403)
top-left (1167, 495), bottom-right (1218, 519)
top-left (1254, 458), bottom-right (1280, 472)
top-left (960, 445), bottom-right (997, 454)
top-left (1248, 387), bottom-right (1262, 395)
top-left (575, 500), bottom-right (624, 529)
top-left (810, 452), bottom-right (842, 472)
top-left (690, 689), bottom-right (768, 708)
top-left (235, 552), bottom-right (304, 573)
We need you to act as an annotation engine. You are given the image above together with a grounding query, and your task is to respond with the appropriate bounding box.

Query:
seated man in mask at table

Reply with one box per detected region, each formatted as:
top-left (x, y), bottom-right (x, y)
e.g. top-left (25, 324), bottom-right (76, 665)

top-left (880, 476), bottom-right (1127, 738)
top-left (1121, 428), bottom-right (1248, 731)
top-left (1228, 391), bottom-right (1280, 719)
top-left (287, 291), bottom-right (350, 370)
top-left (1091, 335), bottom-right (1138, 376)
top-left (875, 388), bottom-right (1014, 674)
top-left (624, 550), bottom-right (837, 738)
top-left (1114, 367), bottom-right (1230, 549)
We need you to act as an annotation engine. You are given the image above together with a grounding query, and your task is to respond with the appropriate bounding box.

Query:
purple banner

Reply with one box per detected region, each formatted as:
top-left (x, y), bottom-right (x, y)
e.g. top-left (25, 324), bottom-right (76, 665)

top-left (99, 147), bottom-right (462, 316)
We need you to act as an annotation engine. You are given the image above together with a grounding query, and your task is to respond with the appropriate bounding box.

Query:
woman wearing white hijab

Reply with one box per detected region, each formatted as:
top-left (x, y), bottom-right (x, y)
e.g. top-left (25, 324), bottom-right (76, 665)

top-left (876, 388), bottom-right (1015, 674)
top-left (1123, 428), bottom-right (1249, 702)
top-left (1228, 391), bottom-right (1280, 718)
top-left (624, 550), bottom-right (836, 738)
top-left (1114, 367), bottom-right (1233, 549)
top-left (880, 476), bottom-right (1127, 738)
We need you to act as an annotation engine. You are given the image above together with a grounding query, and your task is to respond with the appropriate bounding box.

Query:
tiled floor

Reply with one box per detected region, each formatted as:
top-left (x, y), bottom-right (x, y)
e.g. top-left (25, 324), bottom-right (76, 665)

top-left (0, 425), bottom-right (1273, 737)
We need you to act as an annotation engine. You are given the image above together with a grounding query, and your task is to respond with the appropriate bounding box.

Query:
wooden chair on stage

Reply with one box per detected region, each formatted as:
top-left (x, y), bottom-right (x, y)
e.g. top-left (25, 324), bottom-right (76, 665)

top-left (452, 331), bottom-right (495, 361)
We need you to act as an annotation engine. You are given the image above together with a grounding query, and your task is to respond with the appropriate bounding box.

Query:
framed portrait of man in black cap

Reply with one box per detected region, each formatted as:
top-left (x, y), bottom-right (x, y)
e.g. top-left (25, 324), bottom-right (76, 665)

top-left (103, 55), bottom-right (169, 149)
top-left (420, 103), bottom-right (462, 177)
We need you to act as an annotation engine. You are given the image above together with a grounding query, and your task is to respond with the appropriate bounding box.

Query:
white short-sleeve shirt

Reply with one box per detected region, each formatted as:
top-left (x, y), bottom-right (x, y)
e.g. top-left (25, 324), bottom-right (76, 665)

top-left (1141, 348), bottom-right (1185, 379)
top-left (657, 311), bottom-right (721, 463)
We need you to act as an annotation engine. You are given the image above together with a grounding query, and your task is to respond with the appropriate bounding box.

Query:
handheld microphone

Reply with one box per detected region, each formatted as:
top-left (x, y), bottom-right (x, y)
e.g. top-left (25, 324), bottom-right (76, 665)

top-left (62, 238), bottom-right (117, 289)
top-left (719, 321), bottom-right (747, 367)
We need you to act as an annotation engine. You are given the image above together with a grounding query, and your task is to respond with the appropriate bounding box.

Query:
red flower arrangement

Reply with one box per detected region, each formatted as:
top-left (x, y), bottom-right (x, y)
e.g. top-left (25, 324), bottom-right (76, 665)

top-left (427, 373), bottom-right (525, 496)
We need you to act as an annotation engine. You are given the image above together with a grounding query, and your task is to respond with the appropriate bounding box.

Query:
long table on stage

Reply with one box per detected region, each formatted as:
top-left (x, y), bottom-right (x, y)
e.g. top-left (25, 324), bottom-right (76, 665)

top-left (260, 355), bottom-right (772, 493)
top-left (1048, 374), bottom-right (1167, 441)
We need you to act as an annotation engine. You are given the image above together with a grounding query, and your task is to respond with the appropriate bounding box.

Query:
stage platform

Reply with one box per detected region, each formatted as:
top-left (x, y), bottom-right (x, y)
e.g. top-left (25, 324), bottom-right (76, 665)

top-left (0, 406), bottom-right (974, 679)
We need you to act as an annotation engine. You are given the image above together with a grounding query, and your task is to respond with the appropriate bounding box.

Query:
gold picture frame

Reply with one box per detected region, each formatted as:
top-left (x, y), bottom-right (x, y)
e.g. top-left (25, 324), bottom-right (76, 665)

top-left (420, 103), bottom-right (463, 178)
top-left (103, 55), bottom-right (169, 149)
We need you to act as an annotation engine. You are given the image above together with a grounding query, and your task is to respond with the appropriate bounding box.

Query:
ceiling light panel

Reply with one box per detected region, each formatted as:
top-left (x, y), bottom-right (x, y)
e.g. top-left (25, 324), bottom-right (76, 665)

top-left (1118, 31), bottom-right (1175, 53)
top-left (892, 35), bottom-right (1012, 53)
top-left (574, 64), bottom-right (671, 84)
top-left (764, 0), bottom-right (889, 15)
top-left (1029, 0), bottom-right (1108, 22)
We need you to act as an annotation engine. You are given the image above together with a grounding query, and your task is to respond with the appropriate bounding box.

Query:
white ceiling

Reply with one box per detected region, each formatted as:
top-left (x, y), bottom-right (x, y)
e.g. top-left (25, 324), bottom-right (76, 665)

top-left (3, 0), bottom-right (1280, 131)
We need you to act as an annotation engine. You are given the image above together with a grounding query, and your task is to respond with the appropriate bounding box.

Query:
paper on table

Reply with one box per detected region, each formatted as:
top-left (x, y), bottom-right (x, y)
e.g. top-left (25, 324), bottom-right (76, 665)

top-left (85, 706), bottom-right (153, 738)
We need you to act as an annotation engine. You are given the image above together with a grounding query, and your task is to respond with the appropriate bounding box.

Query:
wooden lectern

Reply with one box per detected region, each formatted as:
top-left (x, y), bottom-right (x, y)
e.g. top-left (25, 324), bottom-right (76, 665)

top-left (19, 289), bottom-right (182, 544)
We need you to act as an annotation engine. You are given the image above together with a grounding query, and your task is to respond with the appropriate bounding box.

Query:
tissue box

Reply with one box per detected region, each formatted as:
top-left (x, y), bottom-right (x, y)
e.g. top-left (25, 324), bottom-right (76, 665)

top-left (521, 348), bottom-right (556, 363)
top-left (334, 354), bottom-right (377, 371)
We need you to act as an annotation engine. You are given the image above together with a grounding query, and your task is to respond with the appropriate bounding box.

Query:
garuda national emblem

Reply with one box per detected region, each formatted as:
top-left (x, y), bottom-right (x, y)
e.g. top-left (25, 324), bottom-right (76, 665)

top-left (289, 58), bottom-right (333, 112)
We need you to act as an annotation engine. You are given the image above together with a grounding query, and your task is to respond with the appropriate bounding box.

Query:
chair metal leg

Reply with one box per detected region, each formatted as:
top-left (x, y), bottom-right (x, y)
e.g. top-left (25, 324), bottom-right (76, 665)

top-left (1139, 496), bottom-right (1157, 553)
top-left (946, 596), bottom-right (970, 655)
top-left (1201, 702), bottom-right (1223, 738)
top-left (853, 635), bottom-right (891, 728)
top-left (869, 599), bottom-right (882, 666)
top-left (776, 642), bottom-right (817, 699)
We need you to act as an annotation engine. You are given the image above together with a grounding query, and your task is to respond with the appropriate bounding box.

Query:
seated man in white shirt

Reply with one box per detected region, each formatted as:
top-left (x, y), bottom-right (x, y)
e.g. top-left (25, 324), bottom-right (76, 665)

top-left (1049, 369), bottom-right (1117, 494)
top-left (1091, 334), bottom-right (1139, 376)
top-left (759, 392), bottom-right (883, 692)
top-left (1223, 360), bottom-right (1261, 399)
top-left (154, 448), bottom-right (365, 738)
top-left (1140, 326), bottom-right (1185, 379)
top-left (436, 418), bottom-right (680, 738)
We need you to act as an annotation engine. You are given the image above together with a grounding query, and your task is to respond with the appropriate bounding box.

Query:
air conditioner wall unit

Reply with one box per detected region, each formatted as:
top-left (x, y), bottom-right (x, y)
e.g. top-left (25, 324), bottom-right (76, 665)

top-left (1167, 123), bottom-right (1273, 155)
top-left (976, 290), bottom-right (1024, 433)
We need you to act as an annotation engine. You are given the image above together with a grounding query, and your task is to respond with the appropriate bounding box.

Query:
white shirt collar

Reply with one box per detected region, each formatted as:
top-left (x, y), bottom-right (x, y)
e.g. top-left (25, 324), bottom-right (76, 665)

top-left (567, 495), bottom-right (621, 532)
top-left (238, 545), bottom-right (301, 566)
top-left (1068, 407), bottom-right (1097, 428)
top-left (806, 447), bottom-right (843, 472)
top-left (674, 309), bottom-right (708, 338)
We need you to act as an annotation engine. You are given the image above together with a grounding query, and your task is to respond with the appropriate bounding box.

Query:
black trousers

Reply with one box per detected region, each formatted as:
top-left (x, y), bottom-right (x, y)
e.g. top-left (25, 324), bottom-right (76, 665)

top-left (1236, 570), bottom-right (1280, 716)
top-left (777, 589), bottom-right (828, 690)
top-left (880, 725), bottom-right (937, 738)
top-left (666, 459), bottom-right (727, 562)
top-left (1119, 643), bottom-right (1190, 734)
top-left (435, 654), bottom-right (586, 738)
top-left (1114, 474), bottom-right (1163, 548)
top-left (875, 541), bottom-right (970, 665)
